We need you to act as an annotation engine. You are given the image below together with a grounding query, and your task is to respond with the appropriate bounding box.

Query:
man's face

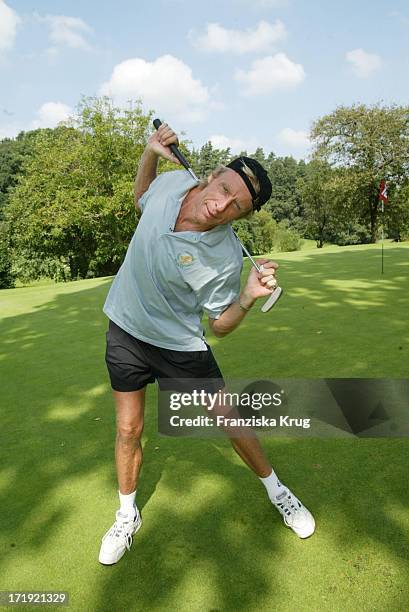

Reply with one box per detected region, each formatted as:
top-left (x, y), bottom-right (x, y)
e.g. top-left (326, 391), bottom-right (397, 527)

top-left (194, 169), bottom-right (253, 229)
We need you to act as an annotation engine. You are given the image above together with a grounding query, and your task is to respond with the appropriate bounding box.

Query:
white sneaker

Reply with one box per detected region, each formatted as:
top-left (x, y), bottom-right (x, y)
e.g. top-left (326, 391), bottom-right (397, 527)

top-left (99, 508), bottom-right (142, 565)
top-left (272, 487), bottom-right (315, 539)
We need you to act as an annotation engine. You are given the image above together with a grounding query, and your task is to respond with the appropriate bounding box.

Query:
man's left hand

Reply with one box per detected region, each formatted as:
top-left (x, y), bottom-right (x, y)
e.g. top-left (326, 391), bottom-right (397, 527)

top-left (242, 258), bottom-right (279, 302)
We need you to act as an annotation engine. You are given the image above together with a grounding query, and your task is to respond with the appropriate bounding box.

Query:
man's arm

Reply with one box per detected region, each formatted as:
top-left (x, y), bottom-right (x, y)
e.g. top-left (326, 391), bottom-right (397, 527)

top-left (208, 260), bottom-right (279, 337)
top-left (134, 149), bottom-right (159, 211)
top-left (134, 123), bottom-right (180, 211)
top-left (208, 290), bottom-right (255, 337)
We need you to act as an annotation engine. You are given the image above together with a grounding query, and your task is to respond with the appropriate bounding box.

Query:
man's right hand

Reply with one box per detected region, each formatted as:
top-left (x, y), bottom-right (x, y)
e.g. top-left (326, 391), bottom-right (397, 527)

top-left (147, 122), bottom-right (181, 165)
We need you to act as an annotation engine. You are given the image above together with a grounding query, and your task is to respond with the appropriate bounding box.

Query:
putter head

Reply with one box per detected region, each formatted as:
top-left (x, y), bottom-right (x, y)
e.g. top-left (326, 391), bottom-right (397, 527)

top-left (261, 286), bottom-right (283, 312)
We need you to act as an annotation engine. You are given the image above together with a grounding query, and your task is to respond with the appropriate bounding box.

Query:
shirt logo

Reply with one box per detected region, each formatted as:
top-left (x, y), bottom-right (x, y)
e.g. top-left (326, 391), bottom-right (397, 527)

top-left (177, 251), bottom-right (194, 267)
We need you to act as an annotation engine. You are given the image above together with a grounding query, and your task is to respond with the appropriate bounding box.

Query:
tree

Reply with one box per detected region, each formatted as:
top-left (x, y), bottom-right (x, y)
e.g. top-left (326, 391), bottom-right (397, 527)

top-left (387, 182), bottom-right (409, 241)
top-left (4, 97), bottom-right (165, 282)
top-left (0, 131), bottom-right (39, 218)
top-left (0, 221), bottom-right (15, 288)
top-left (233, 210), bottom-right (277, 255)
top-left (252, 147), bottom-right (266, 165)
top-left (190, 141), bottom-right (231, 178)
top-left (299, 161), bottom-right (334, 247)
top-left (233, 209), bottom-right (301, 255)
top-left (311, 103), bottom-right (409, 242)
top-left (0, 131), bottom-right (46, 287)
top-left (264, 155), bottom-right (307, 234)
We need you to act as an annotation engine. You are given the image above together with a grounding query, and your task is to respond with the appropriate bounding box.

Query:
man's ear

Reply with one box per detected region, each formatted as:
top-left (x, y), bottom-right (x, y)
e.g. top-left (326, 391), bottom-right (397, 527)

top-left (207, 173), bottom-right (214, 184)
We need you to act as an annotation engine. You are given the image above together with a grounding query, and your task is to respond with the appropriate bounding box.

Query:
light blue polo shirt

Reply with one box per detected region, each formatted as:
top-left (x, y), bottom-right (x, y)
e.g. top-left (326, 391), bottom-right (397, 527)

top-left (103, 170), bottom-right (243, 351)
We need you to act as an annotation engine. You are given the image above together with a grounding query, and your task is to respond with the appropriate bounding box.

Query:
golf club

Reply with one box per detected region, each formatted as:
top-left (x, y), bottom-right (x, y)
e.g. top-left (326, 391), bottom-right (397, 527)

top-left (153, 118), bottom-right (283, 312)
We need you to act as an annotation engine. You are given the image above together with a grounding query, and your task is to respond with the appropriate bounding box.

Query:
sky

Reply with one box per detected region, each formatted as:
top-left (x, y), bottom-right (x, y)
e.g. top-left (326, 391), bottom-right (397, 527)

top-left (1, 0), bottom-right (408, 159)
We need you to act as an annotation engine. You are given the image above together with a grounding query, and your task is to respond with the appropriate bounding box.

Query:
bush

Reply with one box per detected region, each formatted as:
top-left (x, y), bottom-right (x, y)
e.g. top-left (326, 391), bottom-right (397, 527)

top-left (331, 222), bottom-right (372, 246)
top-left (233, 209), bottom-right (278, 255)
top-left (233, 213), bottom-right (302, 254)
top-left (273, 222), bottom-right (302, 252)
top-left (251, 209), bottom-right (278, 255)
top-left (397, 230), bottom-right (409, 242)
top-left (10, 250), bottom-right (72, 284)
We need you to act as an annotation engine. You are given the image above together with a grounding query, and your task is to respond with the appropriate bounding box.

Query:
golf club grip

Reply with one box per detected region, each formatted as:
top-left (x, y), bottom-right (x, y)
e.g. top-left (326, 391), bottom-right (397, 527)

top-left (153, 118), bottom-right (191, 171)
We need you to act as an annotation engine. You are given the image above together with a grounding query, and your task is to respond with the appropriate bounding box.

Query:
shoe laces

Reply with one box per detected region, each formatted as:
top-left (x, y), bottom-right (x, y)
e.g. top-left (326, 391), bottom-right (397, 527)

top-left (106, 511), bottom-right (135, 550)
top-left (274, 490), bottom-right (303, 525)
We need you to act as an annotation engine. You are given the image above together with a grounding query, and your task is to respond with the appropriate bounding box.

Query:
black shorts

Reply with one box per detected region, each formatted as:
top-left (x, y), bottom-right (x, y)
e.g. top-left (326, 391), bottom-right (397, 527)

top-left (105, 320), bottom-right (224, 393)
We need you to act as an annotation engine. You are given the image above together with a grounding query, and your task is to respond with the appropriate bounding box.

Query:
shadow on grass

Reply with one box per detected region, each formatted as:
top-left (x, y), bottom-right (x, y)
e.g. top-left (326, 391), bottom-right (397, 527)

top-left (0, 246), bottom-right (408, 610)
top-left (226, 245), bottom-right (409, 378)
top-left (0, 279), bottom-right (280, 609)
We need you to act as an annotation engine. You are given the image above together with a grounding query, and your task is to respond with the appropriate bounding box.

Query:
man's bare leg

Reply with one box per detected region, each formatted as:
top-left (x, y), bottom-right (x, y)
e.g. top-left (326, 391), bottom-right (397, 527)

top-left (208, 389), bottom-right (315, 538)
top-left (99, 387), bottom-right (146, 565)
top-left (229, 435), bottom-right (272, 478)
top-left (114, 388), bottom-right (146, 493)
top-left (206, 389), bottom-right (272, 477)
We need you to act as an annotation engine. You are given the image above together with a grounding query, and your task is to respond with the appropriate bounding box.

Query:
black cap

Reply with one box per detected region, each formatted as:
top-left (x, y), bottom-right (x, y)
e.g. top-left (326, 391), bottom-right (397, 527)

top-left (226, 156), bottom-right (272, 211)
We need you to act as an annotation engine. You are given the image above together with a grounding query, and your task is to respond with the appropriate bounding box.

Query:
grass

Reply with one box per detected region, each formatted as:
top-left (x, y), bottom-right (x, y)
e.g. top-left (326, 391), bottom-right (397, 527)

top-left (0, 242), bottom-right (408, 611)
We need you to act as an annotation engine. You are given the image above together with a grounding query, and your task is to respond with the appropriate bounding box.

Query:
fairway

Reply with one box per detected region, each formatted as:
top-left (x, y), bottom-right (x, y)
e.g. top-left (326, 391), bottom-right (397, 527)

top-left (1, 243), bottom-right (408, 611)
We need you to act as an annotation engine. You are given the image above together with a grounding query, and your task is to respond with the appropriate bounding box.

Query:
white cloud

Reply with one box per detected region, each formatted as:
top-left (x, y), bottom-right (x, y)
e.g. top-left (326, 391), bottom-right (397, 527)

top-left (235, 53), bottom-right (305, 96)
top-left (346, 48), bottom-right (382, 78)
top-left (39, 14), bottom-right (93, 50)
top-left (190, 20), bottom-right (286, 54)
top-left (278, 127), bottom-right (310, 148)
top-left (209, 134), bottom-right (259, 153)
top-left (31, 102), bottom-right (73, 129)
top-left (0, 102), bottom-right (72, 138)
top-left (99, 55), bottom-right (217, 123)
top-left (0, 121), bottom-right (23, 139)
top-left (0, 1), bottom-right (20, 53)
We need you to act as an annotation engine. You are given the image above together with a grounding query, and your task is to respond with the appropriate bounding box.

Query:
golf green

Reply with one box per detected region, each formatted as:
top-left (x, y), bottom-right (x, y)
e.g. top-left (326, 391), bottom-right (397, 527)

top-left (0, 242), bottom-right (408, 611)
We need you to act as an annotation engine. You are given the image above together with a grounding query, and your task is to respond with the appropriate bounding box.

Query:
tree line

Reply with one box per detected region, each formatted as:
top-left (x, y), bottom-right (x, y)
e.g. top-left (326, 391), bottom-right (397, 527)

top-left (1, 97), bottom-right (409, 288)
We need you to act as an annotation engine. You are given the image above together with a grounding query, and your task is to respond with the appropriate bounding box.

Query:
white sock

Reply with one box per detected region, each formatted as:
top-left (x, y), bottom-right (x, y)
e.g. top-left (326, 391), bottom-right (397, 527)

top-left (259, 469), bottom-right (285, 501)
top-left (118, 490), bottom-right (136, 517)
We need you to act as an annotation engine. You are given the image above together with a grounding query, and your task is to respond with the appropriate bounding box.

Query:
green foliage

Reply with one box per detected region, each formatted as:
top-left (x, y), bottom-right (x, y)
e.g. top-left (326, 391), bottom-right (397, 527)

top-left (299, 160), bottom-right (333, 247)
top-left (0, 222), bottom-right (15, 288)
top-left (264, 155), bottom-right (307, 234)
top-left (190, 141), bottom-right (231, 178)
top-left (232, 217), bottom-right (254, 252)
top-left (299, 161), bottom-right (363, 247)
top-left (274, 221), bottom-right (302, 252)
top-left (233, 210), bottom-right (301, 254)
top-left (0, 132), bottom-right (39, 287)
top-left (331, 222), bottom-right (372, 246)
top-left (386, 182), bottom-right (409, 241)
top-left (234, 209), bottom-right (277, 255)
top-left (5, 98), bottom-right (157, 281)
top-left (0, 131), bottom-right (39, 218)
top-left (311, 103), bottom-right (409, 242)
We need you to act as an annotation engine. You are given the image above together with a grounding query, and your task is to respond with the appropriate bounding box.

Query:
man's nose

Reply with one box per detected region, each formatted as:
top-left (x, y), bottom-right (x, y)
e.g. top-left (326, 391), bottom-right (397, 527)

top-left (216, 195), bottom-right (233, 212)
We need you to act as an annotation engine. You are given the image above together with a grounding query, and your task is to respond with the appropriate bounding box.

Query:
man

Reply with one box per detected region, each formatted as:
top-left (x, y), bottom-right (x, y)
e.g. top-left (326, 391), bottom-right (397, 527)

top-left (99, 123), bottom-right (315, 565)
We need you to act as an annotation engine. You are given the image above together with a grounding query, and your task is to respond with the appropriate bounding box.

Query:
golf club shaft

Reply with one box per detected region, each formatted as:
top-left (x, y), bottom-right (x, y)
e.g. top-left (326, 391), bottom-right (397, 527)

top-left (238, 242), bottom-right (262, 273)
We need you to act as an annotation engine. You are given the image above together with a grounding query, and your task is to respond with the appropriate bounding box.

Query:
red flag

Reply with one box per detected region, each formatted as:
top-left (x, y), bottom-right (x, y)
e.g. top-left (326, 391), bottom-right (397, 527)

top-left (379, 180), bottom-right (389, 203)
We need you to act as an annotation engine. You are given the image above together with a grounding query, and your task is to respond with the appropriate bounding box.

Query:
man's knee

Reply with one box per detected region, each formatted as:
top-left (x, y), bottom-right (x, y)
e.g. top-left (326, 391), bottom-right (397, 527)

top-left (116, 420), bottom-right (144, 442)
top-left (114, 388), bottom-right (146, 442)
